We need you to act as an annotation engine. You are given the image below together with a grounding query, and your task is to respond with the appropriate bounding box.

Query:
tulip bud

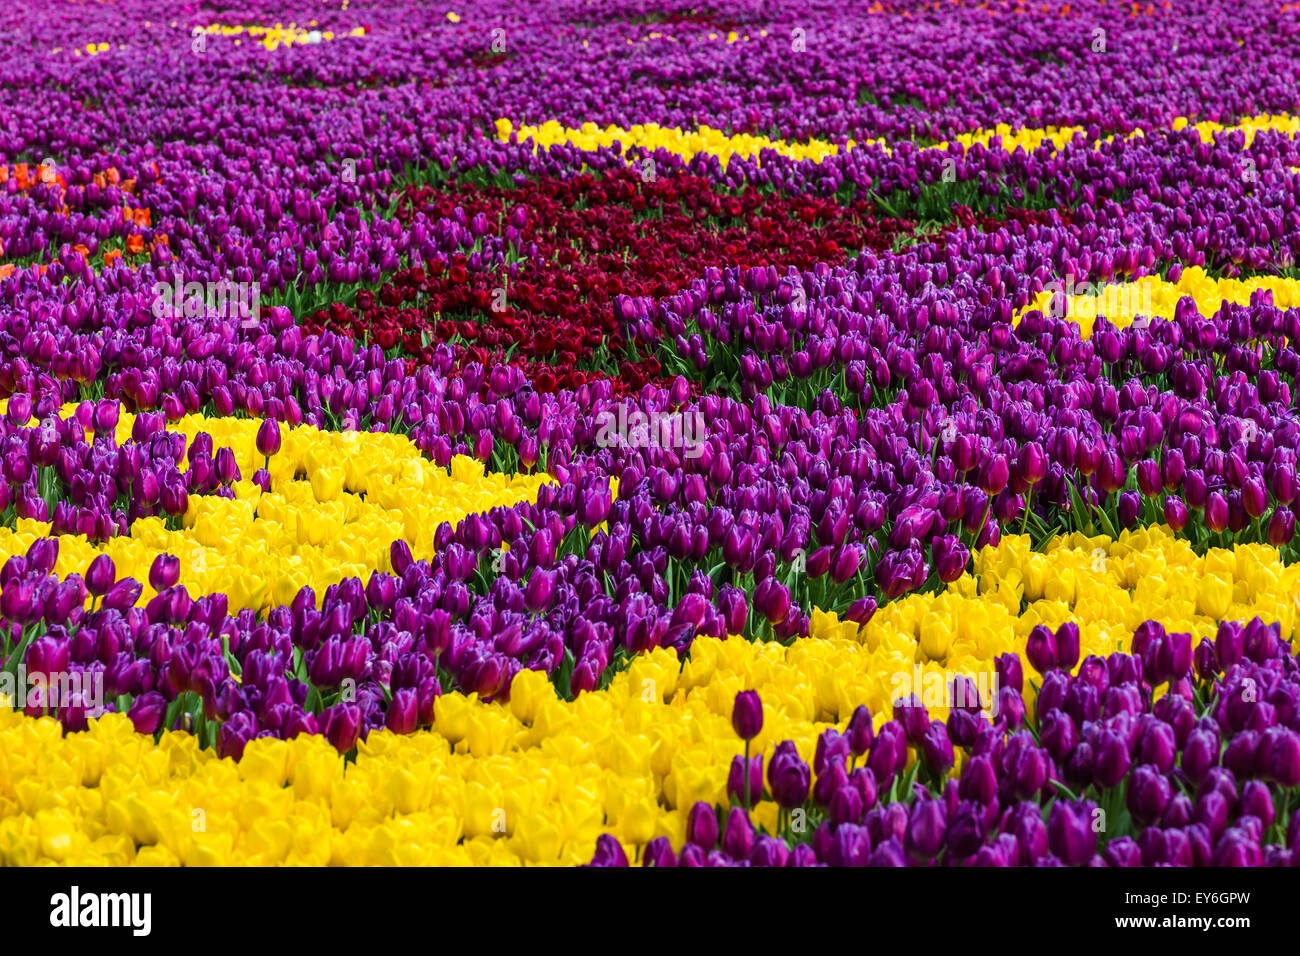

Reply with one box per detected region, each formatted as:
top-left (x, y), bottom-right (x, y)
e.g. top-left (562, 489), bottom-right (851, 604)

top-left (587, 834), bottom-right (629, 867)
top-left (149, 554), bottom-right (181, 592)
top-left (1025, 624), bottom-right (1057, 674)
top-left (847, 704), bottom-right (874, 756)
top-left (256, 418), bottom-right (282, 458)
top-left (85, 554), bottom-right (116, 597)
top-left (731, 689), bottom-right (763, 742)
top-left (767, 740), bottom-right (811, 809)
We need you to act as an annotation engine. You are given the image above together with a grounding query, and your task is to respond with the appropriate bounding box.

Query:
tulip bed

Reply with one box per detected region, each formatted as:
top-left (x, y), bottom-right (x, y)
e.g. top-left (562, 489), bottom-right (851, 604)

top-left (3, 0), bottom-right (1300, 867)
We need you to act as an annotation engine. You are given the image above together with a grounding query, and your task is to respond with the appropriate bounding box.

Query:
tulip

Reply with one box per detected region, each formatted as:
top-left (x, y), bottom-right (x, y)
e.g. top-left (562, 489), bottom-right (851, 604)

top-left (727, 754), bottom-right (763, 809)
top-left (904, 797), bottom-right (947, 859)
top-left (1126, 765), bottom-right (1172, 825)
top-left (385, 688), bottom-right (419, 734)
top-left (921, 721), bottom-right (955, 775)
top-left (1265, 729), bottom-right (1300, 786)
top-left (84, 554), bottom-right (116, 597)
top-left (322, 703), bottom-right (361, 754)
top-left (149, 554), bottom-right (181, 592)
top-left (127, 692), bottom-right (167, 735)
top-left (1093, 729), bottom-right (1132, 789)
top-left (1047, 799), bottom-right (1097, 866)
top-left (731, 690), bottom-right (763, 742)
top-left (587, 834), bottom-right (629, 867)
top-left (256, 418), bottom-right (282, 458)
top-left (1025, 624), bottom-right (1057, 674)
top-left (686, 801), bottom-right (719, 849)
top-left (721, 807), bottom-right (753, 860)
top-left (847, 704), bottom-right (874, 757)
top-left (768, 740), bottom-right (811, 810)
top-left (1054, 622), bottom-right (1080, 671)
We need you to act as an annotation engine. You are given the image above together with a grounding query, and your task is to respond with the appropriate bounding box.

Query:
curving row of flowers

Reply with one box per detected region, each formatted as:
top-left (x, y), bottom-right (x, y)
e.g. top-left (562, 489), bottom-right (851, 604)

top-left (4, 0), bottom-right (1300, 867)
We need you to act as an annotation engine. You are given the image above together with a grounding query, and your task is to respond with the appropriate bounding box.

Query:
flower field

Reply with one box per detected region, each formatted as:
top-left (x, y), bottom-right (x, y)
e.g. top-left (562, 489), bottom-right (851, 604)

top-left (2, 0), bottom-right (1300, 871)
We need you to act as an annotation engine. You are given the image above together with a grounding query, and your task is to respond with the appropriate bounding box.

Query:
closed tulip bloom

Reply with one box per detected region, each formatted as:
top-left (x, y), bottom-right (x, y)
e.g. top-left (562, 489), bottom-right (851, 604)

top-left (1118, 490), bottom-right (1141, 528)
top-left (1181, 726), bottom-right (1219, 784)
top-left (27, 539), bottom-right (58, 576)
top-left (1266, 729), bottom-right (1300, 786)
top-left (149, 554), bottom-right (181, 591)
top-left (1139, 722), bottom-right (1178, 773)
top-left (829, 783), bottom-right (864, 827)
top-left (1093, 729), bottom-right (1132, 789)
top-left (213, 446), bottom-right (239, 484)
top-left (752, 577), bottom-right (791, 625)
top-left (768, 741), bottom-right (811, 809)
top-left (721, 806), bottom-right (753, 859)
top-left (1268, 507), bottom-right (1296, 546)
top-left (1242, 476), bottom-right (1269, 519)
top-left (1025, 624), bottom-right (1057, 674)
top-left (814, 729), bottom-right (851, 777)
top-left (1194, 790), bottom-right (1231, 841)
top-left (1163, 495), bottom-right (1188, 531)
top-left (959, 753), bottom-right (998, 805)
top-left (256, 418), bottom-right (282, 457)
top-left (1240, 780), bottom-right (1275, 828)
top-left (1193, 638), bottom-right (1218, 682)
top-left (749, 835), bottom-right (790, 868)
top-left (829, 544), bottom-right (862, 584)
top-left (716, 586), bottom-right (747, 635)
top-left (1063, 741), bottom-right (1095, 790)
top-left (727, 754), bottom-right (763, 808)
top-left (1054, 622), bottom-right (1081, 670)
top-left (322, 703), bottom-right (362, 753)
top-left (1048, 799), bottom-right (1097, 866)
top-left (676, 844), bottom-right (706, 868)
top-left (905, 797), bottom-right (947, 859)
top-left (822, 823), bottom-right (867, 866)
top-left (578, 488), bottom-right (612, 528)
top-left (979, 454), bottom-right (1009, 495)
top-left (1211, 829), bottom-right (1262, 867)
top-left (389, 539), bottom-right (413, 576)
top-left (84, 553), bottom-right (116, 597)
top-left (995, 652), bottom-right (1023, 694)
top-left (1126, 765), bottom-right (1172, 825)
top-left (384, 687), bottom-right (419, 734)
top-left (862, 837), bottom-right (904, 867)
top-left (1161, 793), bottom-right (1194, 829)
top-left (126, 691), bottom-right (167, 734)
top-left (1017, 441), bottom-right (1047, 485)
top-left (921, 721), bottom-right (955, 775)
top-left (997, 686), bottom-right (1026, 729)
top-left (1204, 491), bottom-right (1229, 532)
top-left (731, 690), bottom-right (763, 741)
top-left (101, 578), bottom-right (142, 612)
top-left (931, 534), bottom-right (969, 583)
top-left (847, 704), bottom-right (874, 756)
top-left (894, 696), bottom-right (931, 745)
top-left (1104, 836), bottom-right (1143, 867)
top-left (1009, 742), bottom-right (1048, 799)
top-left (1039, 709), bottom-right (1077, 764)
top-left (641, 837), bottom-right (677, 868)
top-left (523, 569), bottom-right (555, 613)
top-left (849, 766), bottom-right (878, 813)
top-left (686, 801), bottom-right (719, 849)
top-left (867, 721), bottom-right (906, 784)
top-left (587, 834), bottom-right (629, 867)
